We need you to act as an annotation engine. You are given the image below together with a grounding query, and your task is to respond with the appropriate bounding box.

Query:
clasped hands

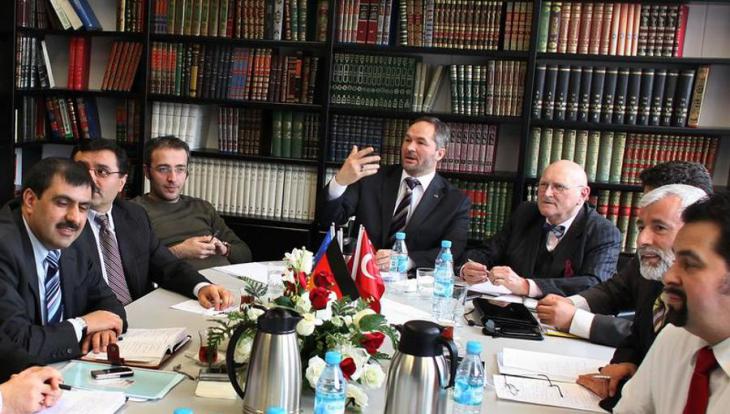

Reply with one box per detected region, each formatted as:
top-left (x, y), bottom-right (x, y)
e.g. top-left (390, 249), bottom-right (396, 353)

top-left (170, 235), bottom-right (229, 260)
top-left (460, 261), bottom-right (530, 296)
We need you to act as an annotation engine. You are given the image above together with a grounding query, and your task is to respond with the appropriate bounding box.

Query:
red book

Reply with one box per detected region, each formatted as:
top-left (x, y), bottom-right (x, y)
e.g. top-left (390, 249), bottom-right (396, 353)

top-left (673, 5), bottom-right (689, 57)
top-left (589, 3), bottom-right (604, 54)
top-left (67, 37), bottom-right (77, 89)
top-left (366, 0), bottom-right (379, 44)
top-left (355, 0), bottom-right (370, 43)
top-left (578, 3), bottom-right (593, 54)
top-left (616, 3), bottom-right (628, 55)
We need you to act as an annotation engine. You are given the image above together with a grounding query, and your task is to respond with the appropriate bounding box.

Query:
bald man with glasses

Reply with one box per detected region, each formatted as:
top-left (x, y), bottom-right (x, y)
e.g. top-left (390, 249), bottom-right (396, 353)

top-left (460, 160), bottom-right (621, 297)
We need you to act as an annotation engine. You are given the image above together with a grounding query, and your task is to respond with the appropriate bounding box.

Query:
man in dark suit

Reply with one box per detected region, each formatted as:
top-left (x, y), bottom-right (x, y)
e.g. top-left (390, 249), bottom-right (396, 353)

top-left (461, 160), bottom-right (621, 297)
top-left (0, 158), bottom-right (126, 364)
top-left (71, 140), bottom-right (232, 308)
top-left (317, 117), bottom-right (470, 269)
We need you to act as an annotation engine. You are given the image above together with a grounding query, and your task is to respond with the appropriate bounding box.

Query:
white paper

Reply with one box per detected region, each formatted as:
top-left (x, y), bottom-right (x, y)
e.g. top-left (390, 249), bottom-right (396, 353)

top-left (41, 389), bottom-right (126, 414)
top-left (494, 375), bottom-right (605, 413)
top-left (171, 300), bottom-right (238, 317)
top-left (469, 280), bottom-right (512, 296)
top-left (212, 262), bottom-right (275, 284)
top-left (85, 328), bottom-right (188, 362)
top-left (380, 297), bottom-right (434, 325)
top-left (499, 348), bottom-right (608, 384)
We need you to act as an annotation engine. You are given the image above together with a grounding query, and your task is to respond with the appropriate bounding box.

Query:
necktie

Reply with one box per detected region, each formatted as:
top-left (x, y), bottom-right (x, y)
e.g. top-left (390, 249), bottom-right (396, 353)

top-left (652, 296), bottom-right (669, 333)
top-left (389, 177), bottom-right (420, 241)
top-left (543, 223), bottom-right (566, 239)
top-left (95, 214), bottom-right (133, 305)
top-left (683, 346), bottom-right (718, 414)
top-left (44, 249), bottom-right (63, 324)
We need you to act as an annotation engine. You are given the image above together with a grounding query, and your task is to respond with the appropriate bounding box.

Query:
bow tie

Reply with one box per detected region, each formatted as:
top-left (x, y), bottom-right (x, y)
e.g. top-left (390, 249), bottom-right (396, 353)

top-left (543, 223), bottom-right (566, 239)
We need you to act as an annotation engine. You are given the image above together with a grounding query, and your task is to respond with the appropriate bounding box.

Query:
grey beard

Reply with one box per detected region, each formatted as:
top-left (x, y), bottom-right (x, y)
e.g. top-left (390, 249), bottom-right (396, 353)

top-left (638, 246), bottom-right (675, 282)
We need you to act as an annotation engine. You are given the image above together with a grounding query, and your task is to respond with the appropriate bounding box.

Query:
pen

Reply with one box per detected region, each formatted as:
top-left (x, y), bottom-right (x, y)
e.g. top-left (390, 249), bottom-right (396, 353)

top-left (208, 230), bottom-right (220, 243)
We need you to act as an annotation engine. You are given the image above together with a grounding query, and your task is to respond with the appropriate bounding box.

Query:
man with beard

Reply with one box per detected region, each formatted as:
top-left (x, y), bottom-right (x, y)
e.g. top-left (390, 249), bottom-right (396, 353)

top-left (317, 117), bottom-right (470, 269)
top-left (0, 158), bottom-right (126, 363)
top-left (460, 160), bottom-right (621, 296)
top-left (614, 192), bottom-right (730, 413)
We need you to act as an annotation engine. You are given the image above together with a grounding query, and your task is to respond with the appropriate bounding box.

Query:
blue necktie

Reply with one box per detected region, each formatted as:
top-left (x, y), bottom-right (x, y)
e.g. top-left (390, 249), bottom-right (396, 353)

top-left (45, 249), bottom-right (63, 324)
top-left (543, 223), bottom-right (566, 239)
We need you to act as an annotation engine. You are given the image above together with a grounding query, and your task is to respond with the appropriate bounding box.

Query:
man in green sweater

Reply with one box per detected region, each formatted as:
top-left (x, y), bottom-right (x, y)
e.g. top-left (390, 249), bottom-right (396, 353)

top-left (133, 136), bottom-right (252, 270)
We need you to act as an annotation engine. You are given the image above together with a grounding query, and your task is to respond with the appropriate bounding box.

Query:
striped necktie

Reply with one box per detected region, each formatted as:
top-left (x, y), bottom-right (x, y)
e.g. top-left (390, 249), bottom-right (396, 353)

top-left (389, 177), bottom-right (420, 241)
top-left (652, 296), bottom-right (669, 333)
top-left (95, 214), bottom-right (133, 305)
top-left (44, 249), bottom-right (63, 324)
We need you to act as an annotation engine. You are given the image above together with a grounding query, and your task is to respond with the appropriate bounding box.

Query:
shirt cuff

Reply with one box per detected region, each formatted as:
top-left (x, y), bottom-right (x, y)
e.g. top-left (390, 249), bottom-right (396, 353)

top-left (193, 282), bottom-right (212, 297)
top-left (327, 177), bottom-right (348, 200)
top-left (568, 308), bottom-right (595, 339)
top-left (527, 279), bottom-right (543, 298)
top-left (68, 318), bottom-right (85, 341)
top-left (570, 294), bottom-right (592, 311)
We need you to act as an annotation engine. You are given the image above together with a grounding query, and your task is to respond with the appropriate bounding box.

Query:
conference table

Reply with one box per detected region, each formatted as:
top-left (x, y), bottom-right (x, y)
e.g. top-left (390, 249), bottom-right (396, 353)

top-left (82, 265), bottom-right (615, 413)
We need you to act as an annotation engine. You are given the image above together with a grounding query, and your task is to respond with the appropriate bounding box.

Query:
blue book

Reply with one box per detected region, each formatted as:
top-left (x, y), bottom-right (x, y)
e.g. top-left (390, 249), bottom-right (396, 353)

top-left (82, 97), bottom-right (102, 139)
top-left (69, 0), bottom-right (102, 31)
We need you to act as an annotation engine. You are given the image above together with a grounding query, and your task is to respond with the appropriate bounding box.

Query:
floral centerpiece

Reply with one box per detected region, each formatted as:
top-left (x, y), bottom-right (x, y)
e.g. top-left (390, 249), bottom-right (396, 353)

top-left (207, 247), bottom-right (398, 409)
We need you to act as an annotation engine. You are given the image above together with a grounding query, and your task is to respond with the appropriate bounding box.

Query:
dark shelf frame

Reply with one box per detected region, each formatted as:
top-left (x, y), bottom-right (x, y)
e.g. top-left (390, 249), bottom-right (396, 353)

top-left (191, 149), bottom-right (319, 166)
top-left (16, 88), bottom-right (142, 99)
top-left (537, 53), bottom-right (730, 66)
top-left (148, 94), bottom-right (324, 112)
top-left (530, 119), bottom-right (730, 137)
top-left (149, 33), bottom-right (327, 51)
top-left (333, 44), bottom-right (529, 59)
top-left (220, 214), bottom-right (314, 229)
top-left (16, 27), bottom-right (146, 40)
top-left (329, 105), bottom-right (523, 124)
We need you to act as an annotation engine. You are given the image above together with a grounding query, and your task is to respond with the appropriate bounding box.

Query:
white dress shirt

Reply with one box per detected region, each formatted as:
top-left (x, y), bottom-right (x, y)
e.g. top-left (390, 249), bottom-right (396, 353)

top-left (21, 218), bottom-right (84, 340)
top-left (566, 294), bottom-right (595, 339)
top-left (615, 324), bottom-right (730, 414)
top-left (525, 211), bottom-right (580, 297)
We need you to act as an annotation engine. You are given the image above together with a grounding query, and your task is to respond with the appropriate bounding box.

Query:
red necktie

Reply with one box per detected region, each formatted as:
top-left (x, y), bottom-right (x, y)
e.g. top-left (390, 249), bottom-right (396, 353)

top-left (683, 346), bottom-right (718, 414)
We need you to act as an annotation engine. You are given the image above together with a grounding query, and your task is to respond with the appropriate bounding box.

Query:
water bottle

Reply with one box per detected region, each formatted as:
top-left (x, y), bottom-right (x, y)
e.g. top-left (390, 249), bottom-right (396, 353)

top-left (388, 232), bottom-right (408, 283)
top-left (453, 341), bottom-right (485, 413)
top-left (432, 240), bottom-right (454, 320)
top-left (314, 351), bottom-right (347, 414)
top-left (172, 409), bottom-right (193, 414)
top-left (265, 408), bottom-right (286, 414)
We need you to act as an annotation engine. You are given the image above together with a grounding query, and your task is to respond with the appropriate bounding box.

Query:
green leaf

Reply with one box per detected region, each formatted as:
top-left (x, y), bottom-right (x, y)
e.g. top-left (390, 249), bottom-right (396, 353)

top-left (274, 296), bottom-right (295, 308)
top-left (357, 314), bottom-right (386, 331)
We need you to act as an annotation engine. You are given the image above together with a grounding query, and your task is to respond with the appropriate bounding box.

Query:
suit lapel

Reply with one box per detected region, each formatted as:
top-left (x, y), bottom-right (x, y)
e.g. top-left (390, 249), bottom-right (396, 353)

top-left (549, 205), bottom-right (587, 275)
top-left (15, 214), bottom-right (42, 315)
top-left (111, 203), bottom-right (136, 296)
top-left (380, 168), bottom-right (401, 246)
top-left (523, 217), bottom-right (545, 276)
top-left (59, 249), bottom-right (77, 318)
top-left (406, 175), bottom-right (445, 234)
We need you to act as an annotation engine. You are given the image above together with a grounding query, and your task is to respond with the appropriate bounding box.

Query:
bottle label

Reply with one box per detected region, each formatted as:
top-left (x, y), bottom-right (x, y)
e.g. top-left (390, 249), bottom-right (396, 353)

top-left (389, 254), bottom-right (408, 273)
top-left (454, 378), bottom-right (484, 406)
top-left (314, 393), bottom-right (346, 414)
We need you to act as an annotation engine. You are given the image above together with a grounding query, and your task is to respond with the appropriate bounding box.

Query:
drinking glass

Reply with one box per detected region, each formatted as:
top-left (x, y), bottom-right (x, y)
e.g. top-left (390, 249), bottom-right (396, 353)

top-left (198, 328), bottom-right (218, 365)
top-left (417, 267), bottom-right (435, 298)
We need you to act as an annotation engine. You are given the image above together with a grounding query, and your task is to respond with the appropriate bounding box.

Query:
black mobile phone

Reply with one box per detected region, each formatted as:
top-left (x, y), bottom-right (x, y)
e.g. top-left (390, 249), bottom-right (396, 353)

top-left (90, 367), bottom-right (134, 380)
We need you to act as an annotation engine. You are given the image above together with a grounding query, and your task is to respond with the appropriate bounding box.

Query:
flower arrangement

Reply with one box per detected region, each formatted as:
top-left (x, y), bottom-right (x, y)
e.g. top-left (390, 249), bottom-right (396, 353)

top-left (207, 247), bottom-right (398, 409)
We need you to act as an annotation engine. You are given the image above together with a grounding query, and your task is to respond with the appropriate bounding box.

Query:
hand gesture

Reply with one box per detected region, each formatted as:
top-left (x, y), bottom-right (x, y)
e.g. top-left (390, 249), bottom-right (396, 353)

top-left (169, 236), bottom-right (217, 260)
top-left (489, 266), bottom-right (529, 296)
top-left (198, 285), bottom-right (233, 311)
top-left (460, 261), bottom-right (489, 284)
top-left (536, 294), bottom-right (576, 331)
top-left (81, 329), bottom-right (118, 354)
top-left (0, 366), bottom-right (64, 413)
top-left (82, 310), bottom-right (123, 335)
top-left (333, 146), bottom-right (381, 186)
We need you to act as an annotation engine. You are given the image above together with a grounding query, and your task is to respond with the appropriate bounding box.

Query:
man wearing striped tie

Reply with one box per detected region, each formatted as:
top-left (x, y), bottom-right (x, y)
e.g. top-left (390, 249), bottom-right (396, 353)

top-left (318, 117), bottom-right (471, 270)
top-left (0, 158), bottom-right (126, 363)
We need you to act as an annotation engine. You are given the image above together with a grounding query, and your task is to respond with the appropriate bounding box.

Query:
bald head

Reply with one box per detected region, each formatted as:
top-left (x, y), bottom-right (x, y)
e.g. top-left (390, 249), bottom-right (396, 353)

top-left (537, 160), bottom-right (590, 224)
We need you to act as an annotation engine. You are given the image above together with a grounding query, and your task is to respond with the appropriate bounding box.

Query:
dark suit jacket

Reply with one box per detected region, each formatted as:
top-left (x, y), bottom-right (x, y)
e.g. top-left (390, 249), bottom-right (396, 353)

top-left (464, 202), bottom-right (621, 296)
top-left (317, 165), bottom-right (471, 268)
top-left (0, 328), bottom-right (36, 382)
top-left (78, 199), bottom-right (209, 300)
top-left (578, 257), bottom-right (663, 347)
top-left (0, 201), bottom-right (126, 364)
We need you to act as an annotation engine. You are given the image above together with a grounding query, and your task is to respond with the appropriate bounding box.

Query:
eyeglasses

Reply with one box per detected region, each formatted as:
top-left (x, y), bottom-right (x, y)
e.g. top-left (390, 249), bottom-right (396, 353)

top-left (88, 167), bottom-right (124, 179)
top-left (537, 182), bottom-right (584, 194)
top-left (152, 165), bottom-right (189, 175)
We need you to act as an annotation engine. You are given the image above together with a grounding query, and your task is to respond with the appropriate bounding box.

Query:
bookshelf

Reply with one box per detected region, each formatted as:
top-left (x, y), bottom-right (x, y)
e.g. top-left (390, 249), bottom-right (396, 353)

top-left (3, 0), bottom-right (730, 260)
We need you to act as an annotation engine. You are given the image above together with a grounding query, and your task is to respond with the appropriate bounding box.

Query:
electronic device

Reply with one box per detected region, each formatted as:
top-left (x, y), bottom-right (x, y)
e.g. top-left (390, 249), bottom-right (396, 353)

top-left (90, 366), bottom-right (134, 380)
top-left (473, 298), bottom-right (543, 340)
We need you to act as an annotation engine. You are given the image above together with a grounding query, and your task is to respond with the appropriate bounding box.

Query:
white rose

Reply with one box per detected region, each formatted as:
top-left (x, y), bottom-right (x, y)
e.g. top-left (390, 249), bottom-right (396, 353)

top-left (343, 316), bottom-right (353, 326)
top-left (339, 344), bottom-right (370, 381)
top-left (305, 356), bottom-right (326, 389)
top-left (353, 308), bottom-right (376, 329)
top-left (296, 313), bottom-right (322, 336)
top-left (359, 364), bottom-right (386, 389)
top-left (300, 250), bottom-right (313, 274)
top-left (331, 316), bottom-right (343, 327)
top-left (246, 308), bottom-right (265, 321)
top-left (233, 336), bottom-right (253, 364)
top-left (347, 383), bottom-right (368, 408)
top-left (295, 294), bottom-right (312, 314)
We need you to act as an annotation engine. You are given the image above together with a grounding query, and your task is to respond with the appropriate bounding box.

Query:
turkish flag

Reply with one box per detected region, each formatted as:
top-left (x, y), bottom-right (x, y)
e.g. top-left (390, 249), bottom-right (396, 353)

top-left (348, 226), bottom-right (385, 313)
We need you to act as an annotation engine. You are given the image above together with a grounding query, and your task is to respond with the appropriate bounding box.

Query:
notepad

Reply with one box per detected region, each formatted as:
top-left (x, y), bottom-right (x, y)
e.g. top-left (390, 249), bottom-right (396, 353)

top-left (494, 374), bottom-right (605, 412)
top-left (213, 262), bottom-right (275, 283)
top-left (41, 389), bottom-right (126, 414)
top-left (82, 327), bottom-right (190, 368)
top-left (498, 348), bottom-right (608, 383)
top-left (468, 280), bottom-right (512, 296)
top-left (380, 297), bottom-right (434, 325)
top-left (171, 299), bottom-right (239, 317)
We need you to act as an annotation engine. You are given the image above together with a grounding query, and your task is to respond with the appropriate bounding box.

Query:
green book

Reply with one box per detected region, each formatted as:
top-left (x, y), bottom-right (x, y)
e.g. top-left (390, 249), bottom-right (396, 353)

top-left (290, 0), bottom-right (299, 41)
top-left (183, 0), bottom-right (194, 35)
top-left (281, 111), bottom-right (293, 158)
top-left (537, 1), bottom-right (552, 53)
top-left (562, 129), bottom-right (576, 161)
top-left (585, 130), bottom-right (600, 182)
top-left (167, 0), bottom-right (178, 34)
top-left (537, 128), bottom-right (553, 176)
top-left (298, 0), bottom-right (308, 41)
top-left (192, 0), bottom-right (202, 35)
top-left (219, 0), bottom-right (229, 37)
top-left (175, 0), bottom-right (186, 35)
top-left (574, 130), bottom-right (588, 169)
top-left (498, 182), bottom-right (509, 232)
top-left (608, 191), bottom-right (621, 226)
top-left (209, 0), bottom-right (219, 37)
top-left (596, 131), bottom-right (614, 183)
top-left (486, 182), bottom-right (497, 236)
top-left (200, 0), bottom-right (210, 36)
top-left (550, 129), bottom-right (564, 163)
top-left (291, 112), bottom-right (304, 158)
top-left (271, 111), bottom-right (283, 156)
top-left (609, 132), bottom-right (627, 184)
top-left (526, 127), bottom-right (541, 178)
top-left (618, 192), bottom-right (633, 252)
top-left (625, 193), bottom-right (642, 254)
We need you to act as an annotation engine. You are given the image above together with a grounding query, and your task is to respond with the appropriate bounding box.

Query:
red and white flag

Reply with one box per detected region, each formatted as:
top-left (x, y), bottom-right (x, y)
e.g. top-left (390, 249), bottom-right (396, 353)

top-left (348, 225), bottom-right (385, 313)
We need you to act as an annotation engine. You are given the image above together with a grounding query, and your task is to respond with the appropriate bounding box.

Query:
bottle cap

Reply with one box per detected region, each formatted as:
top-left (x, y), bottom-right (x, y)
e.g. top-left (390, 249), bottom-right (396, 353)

top-left (265, 408), bottom-right (287, 414)
top-left (395, 232), bottom-right (406, 240)
top-left (466, 340), bottom-right (482, 355)
top-left (325, 350), bottom-right (342, 365)
top-left (173, 409), bottom-right (194, 414)
top-left (441, 240), bottom-right (452, 248)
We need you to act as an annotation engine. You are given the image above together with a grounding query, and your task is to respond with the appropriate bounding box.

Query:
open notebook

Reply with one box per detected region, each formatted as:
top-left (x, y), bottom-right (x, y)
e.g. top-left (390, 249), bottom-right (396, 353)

top-left (82, 327), bottom-right (190, 369)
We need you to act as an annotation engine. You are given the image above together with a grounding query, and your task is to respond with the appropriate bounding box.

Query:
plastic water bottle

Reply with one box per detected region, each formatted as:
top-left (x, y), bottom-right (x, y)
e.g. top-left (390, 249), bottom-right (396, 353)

top-left (453, 341), bottom-right (485, 413)
top-left (172, 409), bottom-right (193, 414)
top-left (314, 351), bottom-right (347, 414)
top-left (388, 232), bottom-right (408, 282)
top-left (265, 408), bottom-right (286, 414)
top-left (432, 240), bottom-right (454, 320)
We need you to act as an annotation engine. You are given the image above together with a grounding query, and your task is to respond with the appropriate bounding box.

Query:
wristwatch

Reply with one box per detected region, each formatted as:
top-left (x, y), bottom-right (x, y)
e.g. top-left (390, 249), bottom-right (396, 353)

top-left (223, 241), bottom-right (232, 257)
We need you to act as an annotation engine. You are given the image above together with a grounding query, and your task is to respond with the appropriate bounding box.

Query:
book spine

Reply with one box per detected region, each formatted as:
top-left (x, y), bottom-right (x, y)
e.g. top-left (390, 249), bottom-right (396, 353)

top-left (577, 66), bottom-right (592, 123)
top-left (599, 3), bottom-right (613, 55)
top-left (649, 69), bottom-right (666, 126)
top-left (672, 69), bottom-right (695, 127)
top-left (612, 68), bottom-right (629, 125)
top-left (688, 66), bottom-right (710, 128)
top-left (637, 68), bottom-right (654, 126)
top-left (554, 65), bottom-right (570, 121)
top-left (542, 64), bottom-right (558, 120)
top-left (673, 5), bottom-right (688, 57)
top-left (536, 1), bottom-right (551, 53)
top-left (589, 66), bottom-right (605, 124)
top-left (547, 2), bottom-right (561, 53)
top-left (557, 2), bottom-right (570, 54)
top-left (566, 66), bottom-right (581, 121)
top-left (625, 68), bottom-right (642, 125)
top-left (600, 67), bottom-right (617, 124)
top-left (660, 69), bottom-right (679, 126)
top-left (577, 2), bottom-right (592, 55)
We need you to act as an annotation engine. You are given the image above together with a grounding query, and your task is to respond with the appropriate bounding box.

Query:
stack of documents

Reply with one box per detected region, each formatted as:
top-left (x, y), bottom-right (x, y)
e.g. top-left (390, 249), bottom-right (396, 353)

top-left (41, 389), bottom-right (125, 413)
top-left (83, 328), bottom-right (190, 368)
top-left (62, 361), bottom-right (184, 401)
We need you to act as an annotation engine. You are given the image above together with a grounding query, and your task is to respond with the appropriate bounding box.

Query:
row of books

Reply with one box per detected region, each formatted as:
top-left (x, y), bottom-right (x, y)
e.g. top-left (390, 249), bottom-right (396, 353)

top-left (150, 102), bottom-right (206, 149)
top-left (217, 107), bottom-right (263, 155)
top-left (151, 0), bottom-right (329, 41)
top-left (453, 179), bottom-right (512, 240)
top-left (450, 61), bottom-right (526, 116)
top-left (327, 114), bottom-right (408, 164)
top-left (525, 128), bottom-right (719, 186)
top-left (101, 41), bottom-right (144, 92)
top-left (66, 37), bottom-right (91, 90)
top-left (16, 0), bottom-right (49, 29)
top-left (115, 99), bottom-right (142, 145)
top-left (439, 123), bottom-right (498, 174)
top-left (16, 95), bottom-right (101, 142)
top-left (336, 0), bottom-right (393, 45)
top-left (532, 65), bottom-right (710, 127)
top-left (537, 2), bottom-right (688, 57)
top-left (271, 111), bottom-right (320, 159)
top-left (150, 43), bottom-right (320, 103)
top-left (399, 1), bottom-right (533, 51)
top-left (118, 0), bottom-right (145, 32)
top-left (525, 187), bottom-right (641, 254)
top-left (412, 64), bottom-right (443, 112)
top-left (332, 53), bottom-right (417, 110)
top-left (15, 36), bottom-right (54, 89)
top-left (186, 157), bottom-right (318, 221)
top-left (18, 0), bottom-right (103, 31)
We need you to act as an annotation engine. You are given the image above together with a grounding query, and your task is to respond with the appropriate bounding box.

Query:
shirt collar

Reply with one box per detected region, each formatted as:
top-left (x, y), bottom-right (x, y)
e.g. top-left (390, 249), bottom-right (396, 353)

top-left (89, 205), bottom-right (115, 231)
top-left (711, 335), bottom-right (730, 377)
top-left (400, 169), bottom-right (436, 191)
top-left (21, 216), bottom-right (52, 268)
top-left (545, 207), bottom-right (581, 235)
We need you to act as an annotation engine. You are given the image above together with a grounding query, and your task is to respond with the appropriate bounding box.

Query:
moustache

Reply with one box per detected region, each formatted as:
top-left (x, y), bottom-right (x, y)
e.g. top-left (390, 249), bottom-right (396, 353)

top-left (662, 285), bottom-right (687, 303)
top-left (56, 221), bottom-right (80, 232)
